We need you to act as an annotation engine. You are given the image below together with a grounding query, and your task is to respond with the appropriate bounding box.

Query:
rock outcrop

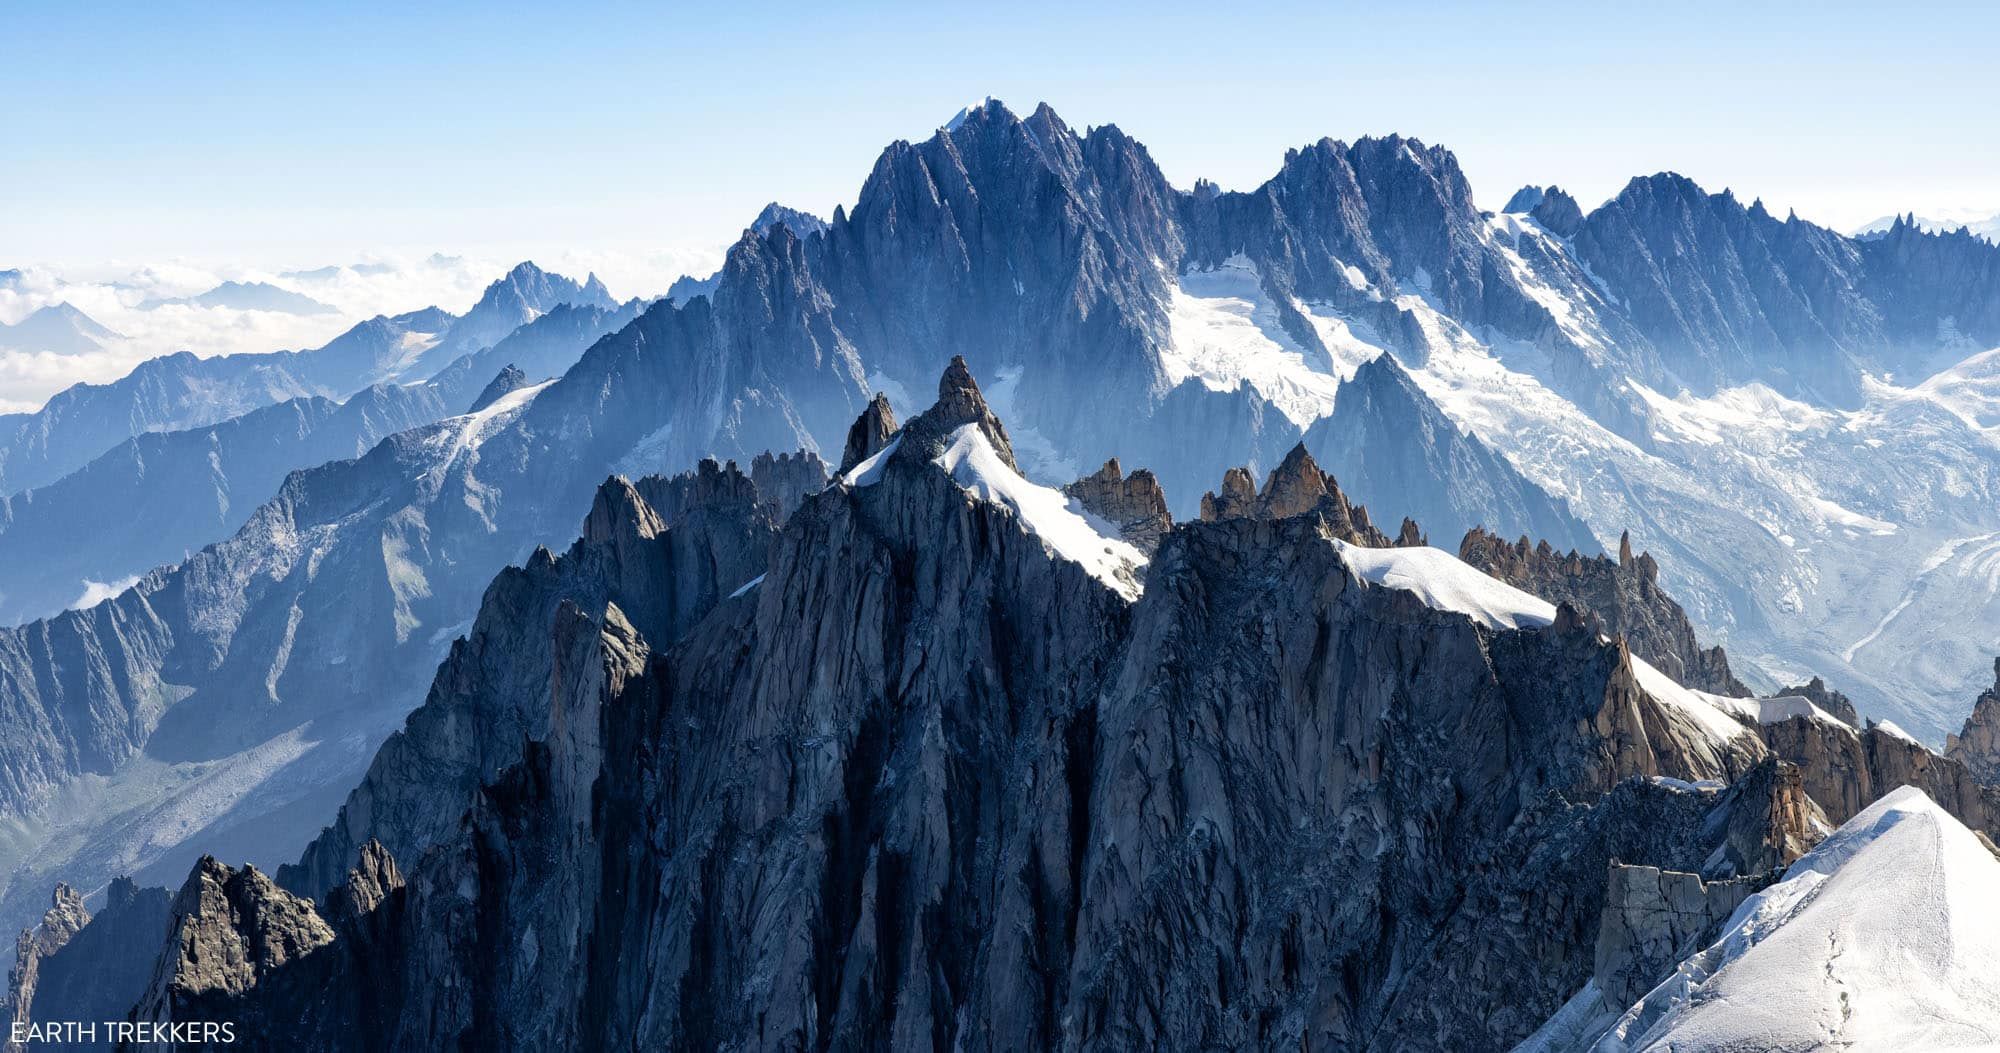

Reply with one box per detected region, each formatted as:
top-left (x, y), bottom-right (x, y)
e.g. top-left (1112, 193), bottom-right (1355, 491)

top-left (1783, 674), bottom-right (1863, 728)
top-left (1946, 658), bottom-right (2000, 783)
top-left (1198, 442), bottom-right (1392, 545)
top-left (4, 885), bottom-right (87, 1049)
top-left (1760, 711), bottom-right (2000, 835)
top-left (2, 878), bottom-right (169, 1051)
top-left (130, 859), bottom-right (336, 1044)
top-left (1460, 526), bottom-right (1748, 696)
top-left (837, 392), bottom-right (897, 474)
top-left (1592, 863), bottom-right (1760, 1007)
top-left (1062, 458), bottom-right (1172, 553)
top-left (466, 364), bottom-right (531, 413)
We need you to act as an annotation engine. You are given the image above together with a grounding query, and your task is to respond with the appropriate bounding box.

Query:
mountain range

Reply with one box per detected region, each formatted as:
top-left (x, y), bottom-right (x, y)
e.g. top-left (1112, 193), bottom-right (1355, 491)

top-left (0, 303), bottom-right (121, 356)
top-left (139, 281), bottom-right (338, 315)
top-left (0, 262), bottom-right (618, 497)
top-left (1855, 207), bottom-right (2000, 244)
top-left (2, 98), bottom-right (2000, 1047)
top-left (8, 361), bottom-right (2000, 1049)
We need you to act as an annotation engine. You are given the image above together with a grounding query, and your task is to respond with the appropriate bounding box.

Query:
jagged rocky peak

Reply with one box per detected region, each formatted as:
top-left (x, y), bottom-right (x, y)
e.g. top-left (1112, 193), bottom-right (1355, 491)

top-left (1062, 458), bottom-right (1173, 554)
top-left (629, 459), bottom-right (759, 527)
top-left (888, 355), bottom-right (1019, 472)
top-left (1197, 442), bottom-right (1390, 544)
top-left (1460, 525), bottom-right (1748, 696)
top-left (325, 840), bottom-right (402, 926)
top-left (6, 882), bottom-right (89, 1033)
top-left (749, 201), bottom-right (828, 239)
top-left (581, 475), bottom-right (667, 544)
top-left (837, 391), bottom-right (897, 475)
top-left (747, 449), bottom-right (828, 514)
top-left (1504, 183), bottom-right (1585, 237)
top-left (629, 451), bottom-right (826, 528)
top-left (467, 363), bottom-right (530, 413)
top-left (1396, 516), bottom-right (1426, 547)
top-left (138, 859), bottom-right (334, 1018)
top-left (1946, 658), bottom-right (2000, 784)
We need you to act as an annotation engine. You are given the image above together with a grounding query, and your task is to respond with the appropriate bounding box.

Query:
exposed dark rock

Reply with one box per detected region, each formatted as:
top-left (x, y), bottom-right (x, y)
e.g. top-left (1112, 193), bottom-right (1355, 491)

top-left (132, 859), bottom-right (336, 1036)
top-left (278, 460), bottom-right (787, 901)
top-left (1460, 526), bottom-right (1747, 695)
top-left (465, 365), bottom-right (531, 413)
top-left (4, 884), bottom-right (87, 1049)
top-left (1062, 459), bottom-right (1172, 553)
top-left (747, 450), bottom-right (829, 515)
top-left (1761, 712), bottom-right (2000, 835)
top-left (837, 392), bottom-right (897, 475)
top-left (1946, 658), bottom-right (2000, 783)
top-left (1198, 442), bottom-right (1391, 545)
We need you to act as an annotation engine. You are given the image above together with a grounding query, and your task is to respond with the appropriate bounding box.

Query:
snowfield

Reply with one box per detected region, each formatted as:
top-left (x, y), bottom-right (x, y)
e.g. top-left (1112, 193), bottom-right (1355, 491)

top-left (1161, 254), bottom-right (1360, 426)
top-left (1520, 786), bottom-right (2000, 1051)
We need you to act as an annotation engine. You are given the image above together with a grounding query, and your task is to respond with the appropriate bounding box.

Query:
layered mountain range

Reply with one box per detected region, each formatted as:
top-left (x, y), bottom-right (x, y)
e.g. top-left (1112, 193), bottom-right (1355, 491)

top-left (10, 364), bottom-right (2000, 1050)
top-left (0, 304), bottom-right (120, 357)
top-left (0, 261), bottom-right (616, 496)
top-left (3, 98), bottom-right (2000, 1045)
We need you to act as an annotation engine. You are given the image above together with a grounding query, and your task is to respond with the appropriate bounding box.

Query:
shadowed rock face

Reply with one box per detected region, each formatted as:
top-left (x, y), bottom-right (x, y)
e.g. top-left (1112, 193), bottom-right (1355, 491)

top-left (275, 454), bottom-right (815, 902)
top-left (2, 878), bottom-right (168, 1053)
top-left (66, 365), bottom-right (1817, 1052)
top-left (1593, 863), bottom-right (1760, 1007)
top-left (1947, 659), bottom-right (2000, 783)
top-left (837, 392), bottom-right (897, 475)
top-left (4, 885), bottom-right (87, 1050)
top-left (1460, 526), bottom-right (1747, 696)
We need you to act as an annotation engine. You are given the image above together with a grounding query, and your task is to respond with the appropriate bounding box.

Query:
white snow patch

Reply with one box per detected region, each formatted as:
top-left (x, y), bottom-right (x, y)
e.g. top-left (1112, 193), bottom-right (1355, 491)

top-left (1732, 694), bottom-right (1847, 729)
top-left (1872, 718), bottom-right (1927, 748)
top-left (1627, 654), bottom-right (1762, 745)
top-left (935, 424), bottom-right (1146, 600)
top-left (1331, 540), bottom-right (1555, 631)
top-left (427, 379), bottom-right (553, 475)
top-left (840, 435), bottom-right (901, 487)
top-left (728, 573), bottom-right (765, 599)
top-left (1649, 775), bottom-right (1726, 793)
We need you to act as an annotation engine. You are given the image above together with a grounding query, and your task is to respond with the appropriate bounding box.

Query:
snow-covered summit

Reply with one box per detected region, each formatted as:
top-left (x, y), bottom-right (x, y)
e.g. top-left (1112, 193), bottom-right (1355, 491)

top-left (1524, 785), bottom-right (2000, 1051)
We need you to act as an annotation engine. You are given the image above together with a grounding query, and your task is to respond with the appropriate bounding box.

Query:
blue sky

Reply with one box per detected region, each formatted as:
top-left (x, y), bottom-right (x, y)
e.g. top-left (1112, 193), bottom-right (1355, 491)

top-left (4, 0), bottom-right (1994, 268)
